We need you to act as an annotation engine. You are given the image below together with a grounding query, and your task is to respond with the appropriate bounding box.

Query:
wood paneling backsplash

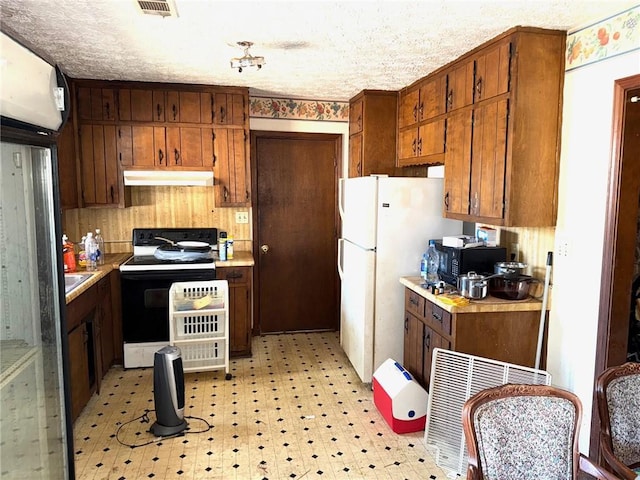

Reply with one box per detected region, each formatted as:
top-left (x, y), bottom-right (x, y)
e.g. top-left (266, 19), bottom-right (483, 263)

top-left (62, 186), bottom-right (252, 253)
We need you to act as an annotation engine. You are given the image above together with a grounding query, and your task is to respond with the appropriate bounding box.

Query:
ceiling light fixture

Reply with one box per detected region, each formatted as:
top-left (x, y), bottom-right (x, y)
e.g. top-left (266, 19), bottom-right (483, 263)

top-left (230, 41), bottom-right (265, 73)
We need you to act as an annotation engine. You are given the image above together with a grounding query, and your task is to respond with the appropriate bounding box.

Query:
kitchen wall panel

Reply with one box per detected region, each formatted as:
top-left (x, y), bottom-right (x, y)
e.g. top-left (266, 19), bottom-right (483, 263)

top-left (62, 187), bottom-right (251, 253)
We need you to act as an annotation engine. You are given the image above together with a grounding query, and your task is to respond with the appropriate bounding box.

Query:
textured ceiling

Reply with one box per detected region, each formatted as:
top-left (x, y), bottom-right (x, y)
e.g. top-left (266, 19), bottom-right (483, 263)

top-left (0, 0), bottom-right (636, 101)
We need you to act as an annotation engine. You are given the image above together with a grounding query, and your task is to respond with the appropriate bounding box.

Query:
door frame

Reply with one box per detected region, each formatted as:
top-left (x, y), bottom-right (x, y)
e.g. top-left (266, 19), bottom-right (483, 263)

top-left (250, 130), bottom-right (343, 335)
top-left (590, 74), bottom-right (640, 458)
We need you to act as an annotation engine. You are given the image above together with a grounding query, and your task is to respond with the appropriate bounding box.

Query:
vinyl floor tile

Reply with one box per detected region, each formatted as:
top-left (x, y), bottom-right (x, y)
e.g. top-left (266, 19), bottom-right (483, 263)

top-left (74, 332), bottom-right (450, 479)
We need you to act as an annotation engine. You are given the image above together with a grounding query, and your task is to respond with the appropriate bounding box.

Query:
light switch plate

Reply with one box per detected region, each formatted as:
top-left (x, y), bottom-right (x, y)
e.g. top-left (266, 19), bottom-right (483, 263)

top-left (235, 212), bottom-right (249, 224)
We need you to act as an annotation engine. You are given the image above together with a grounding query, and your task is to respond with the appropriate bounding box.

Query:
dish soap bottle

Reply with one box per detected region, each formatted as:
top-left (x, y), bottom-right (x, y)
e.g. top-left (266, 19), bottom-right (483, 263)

top-left (78, 235), bottom-right (87, 269)
top-left (95, 228), bottom-right (105, 265)
top-left (62, 234), bottom-right (76, 273)
top-left (226, 235), bottom-right (234, 260)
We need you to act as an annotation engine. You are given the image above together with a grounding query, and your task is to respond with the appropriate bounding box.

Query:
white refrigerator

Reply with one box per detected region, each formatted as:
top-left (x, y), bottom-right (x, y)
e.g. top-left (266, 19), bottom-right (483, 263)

top-left (337, 175), bottom-right (462, 383)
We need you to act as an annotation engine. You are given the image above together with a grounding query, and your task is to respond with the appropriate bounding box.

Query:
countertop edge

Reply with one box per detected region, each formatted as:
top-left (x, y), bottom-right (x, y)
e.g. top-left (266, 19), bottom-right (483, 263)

top-left (399, 276), bottom-right (549, 313)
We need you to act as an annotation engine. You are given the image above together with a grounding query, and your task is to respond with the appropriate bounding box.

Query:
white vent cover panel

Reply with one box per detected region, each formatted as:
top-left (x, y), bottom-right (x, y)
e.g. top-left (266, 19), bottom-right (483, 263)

top-left (135, 0), bottom-right (177, 17)
top-left (424, 348), bottom-right (552, 476)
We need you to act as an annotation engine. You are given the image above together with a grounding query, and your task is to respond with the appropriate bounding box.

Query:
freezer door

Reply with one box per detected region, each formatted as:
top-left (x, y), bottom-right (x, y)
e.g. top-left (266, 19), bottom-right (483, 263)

top-left (339, 239), bottom-right (375, 383)
top-left (339, 176), bottom-right (378, 249)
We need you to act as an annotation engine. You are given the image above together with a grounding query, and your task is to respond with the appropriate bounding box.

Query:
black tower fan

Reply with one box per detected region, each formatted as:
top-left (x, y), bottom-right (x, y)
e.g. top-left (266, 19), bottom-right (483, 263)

top-left (151, 345), bottom-right (188, 436)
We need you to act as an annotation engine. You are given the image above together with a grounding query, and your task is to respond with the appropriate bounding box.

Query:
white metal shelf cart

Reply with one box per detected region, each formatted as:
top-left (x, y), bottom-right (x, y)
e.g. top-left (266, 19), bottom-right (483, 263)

top-left (168, 280), bottom-right (232, 379)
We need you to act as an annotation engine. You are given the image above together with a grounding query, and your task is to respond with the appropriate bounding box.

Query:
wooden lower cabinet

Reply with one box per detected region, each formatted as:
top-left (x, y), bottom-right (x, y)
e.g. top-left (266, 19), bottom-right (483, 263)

top-left (216, 266), bottom-right (252, 357)
top-left (403, 288), bottom-right (543, 390)
top-left (66, 273), bottom-right (117, 421)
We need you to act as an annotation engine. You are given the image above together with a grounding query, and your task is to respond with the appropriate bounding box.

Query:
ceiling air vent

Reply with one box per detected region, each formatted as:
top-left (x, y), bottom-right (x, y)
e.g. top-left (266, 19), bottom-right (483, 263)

top-left (135, 0), bottom-right (178, 17)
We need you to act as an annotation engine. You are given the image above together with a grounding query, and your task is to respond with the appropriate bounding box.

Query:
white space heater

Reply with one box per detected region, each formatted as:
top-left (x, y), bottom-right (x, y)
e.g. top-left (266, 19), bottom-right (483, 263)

top-left (424, 348), bottom-right (551, 476)
top-left (151, 345), bottom-right (188, 436)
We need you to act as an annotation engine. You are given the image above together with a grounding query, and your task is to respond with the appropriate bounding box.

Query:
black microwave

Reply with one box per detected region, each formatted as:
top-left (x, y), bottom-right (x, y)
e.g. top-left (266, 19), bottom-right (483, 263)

top-left (434, 241), bottom-right (507, 285)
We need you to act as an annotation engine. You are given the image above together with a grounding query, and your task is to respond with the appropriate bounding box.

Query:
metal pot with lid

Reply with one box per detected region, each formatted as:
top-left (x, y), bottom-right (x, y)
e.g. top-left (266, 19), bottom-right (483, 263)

top-left (494, 261), bottom-right (528, 279)
top-left (457, 271), bottom-right (490, 299)
top-left (489, 274), bottom-right (540, 300)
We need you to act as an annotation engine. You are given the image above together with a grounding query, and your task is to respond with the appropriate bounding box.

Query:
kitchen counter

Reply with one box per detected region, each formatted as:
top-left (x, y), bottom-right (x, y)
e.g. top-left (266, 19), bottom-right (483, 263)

top-left (65, 252), bottom-right (255, 304)
top-left (400, 276), bottom-right (550, 314)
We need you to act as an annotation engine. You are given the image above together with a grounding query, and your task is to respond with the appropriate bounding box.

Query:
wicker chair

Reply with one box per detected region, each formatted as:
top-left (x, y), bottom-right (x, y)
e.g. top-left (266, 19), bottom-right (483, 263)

top-left (596, 362), bottom-right (640, 480)
top-left (462, 384), bottom-right (621, 480)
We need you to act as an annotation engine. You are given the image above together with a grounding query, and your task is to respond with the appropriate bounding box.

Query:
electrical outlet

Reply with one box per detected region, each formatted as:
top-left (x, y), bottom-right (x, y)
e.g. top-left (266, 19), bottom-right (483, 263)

top-left (235, 211), bottom-right (249, 224)
top-left (510, 243), bottom-right (520, 262)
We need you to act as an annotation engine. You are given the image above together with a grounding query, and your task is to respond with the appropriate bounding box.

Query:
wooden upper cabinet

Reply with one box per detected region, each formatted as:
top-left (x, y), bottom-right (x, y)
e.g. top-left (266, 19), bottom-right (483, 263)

top-left (214, 128), bottom-right (249, 205)
top-left (446, 59), bottom-right (474, 112)
top-left (77, 87), bottom-right (116, 121)
top-left (57, 116), bottom-right (79, 209)
top-left (421, 75), bottom-right (447, 120)
top-left (165, 91), bottom-right (210, 123)
top-left (117, 89), bottom-right (165, 122)
top-left (213, 93), bottom-right (245, 126)
top-left (398, 87), bottom-right (420, 128)
top-left (443, 109), bottom-right (472, 216)
top-left (474, 41), bottom-right (511, 102)
top-left (348, 90), bottom-right (397, 177)
top-left (349, 97), bottom-right (363, 135)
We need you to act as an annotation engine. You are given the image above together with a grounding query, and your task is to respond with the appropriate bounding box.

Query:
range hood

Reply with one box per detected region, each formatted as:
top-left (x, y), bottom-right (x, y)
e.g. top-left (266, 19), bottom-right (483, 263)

top-left (123, 170), bottom-right (214, 186)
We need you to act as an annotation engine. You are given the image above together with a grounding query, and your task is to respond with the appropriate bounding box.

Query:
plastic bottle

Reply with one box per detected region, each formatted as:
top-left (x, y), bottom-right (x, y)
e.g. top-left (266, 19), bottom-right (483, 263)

top-left (84, 232), bottom-right (98, 271)
top-left (218, 231), bottom-right (227, 261)
top-left (226, 235), bottom-right (234, 260)
top-left (95, 228), bottom-right (105, 265)
top-left (78, 235), bottom-right (87, 269)
top-left (426, 240), bottom-right (440, 284)
top-left (62, 234), bottom-right (77, 273)
top-left (420, 253), bottom-right (428, 282)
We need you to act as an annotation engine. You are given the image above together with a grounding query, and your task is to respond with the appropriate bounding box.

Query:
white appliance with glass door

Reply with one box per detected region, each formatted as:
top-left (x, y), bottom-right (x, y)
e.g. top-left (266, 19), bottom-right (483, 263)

top-left (337, 175), bottom-right (463, 383)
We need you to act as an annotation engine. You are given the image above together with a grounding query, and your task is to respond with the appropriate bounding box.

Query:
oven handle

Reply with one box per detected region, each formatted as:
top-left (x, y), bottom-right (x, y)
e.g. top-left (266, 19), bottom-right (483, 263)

top-left (120, 269), bottom-right (217, 281)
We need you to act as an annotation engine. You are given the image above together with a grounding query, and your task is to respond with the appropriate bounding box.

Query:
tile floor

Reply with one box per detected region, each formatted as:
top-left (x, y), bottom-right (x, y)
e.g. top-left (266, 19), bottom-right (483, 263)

top-left (73, 332), bottom-right (449, 479)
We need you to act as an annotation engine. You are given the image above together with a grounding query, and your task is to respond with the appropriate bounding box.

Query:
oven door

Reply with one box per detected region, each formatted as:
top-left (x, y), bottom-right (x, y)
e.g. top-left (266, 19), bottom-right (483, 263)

top-left (120, 268), bottom-right (216, 367)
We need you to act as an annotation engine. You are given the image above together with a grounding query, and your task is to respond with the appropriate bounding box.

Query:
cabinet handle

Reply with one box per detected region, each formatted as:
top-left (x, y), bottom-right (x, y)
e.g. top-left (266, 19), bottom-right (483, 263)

top-left (172, 104), bottom-right (178, 121)
top-left (412, 138), bottom-right (417, 155)
top-left (158, 149), bottom-right (164, 165)
top-left (419, 102), bottom-right (424, 119)
top-left (404, 317), bottom-right (409, 332)
top-left (432, 311), bottom-right (442, 322)
top-left (174, 148), bottom-right (180, 164)
top-left (357, 161), bottom-right (362, 176)
top-left (212, 154), bottom-right (216, 166)
top-left (156, 103), bottom-right (162, 120)
top-left (413, 104), bottom-right (418, 122)
top-left (475, 77), bottom-right (483, 99)
top-left (245, 190), bottom-right (250, 200)
top-left (210, 94), bottom-right (214, 122)
top-left (220, 107), bottom-right (226, 123)
top-left (447, 90), bottom-right (453, 111)
top-left (409, 296), bottom-right (419, 307)
top-left (223, 186), bottom-right (229, 200)
top-left (105, 102), bottom-right (111, 119)
top-left (417, 137), bottom-right (422, 155)
top-left (444, 192), bottom-right (450, 210)
top-left (357, 115), bottom-right (362, 130)
top-left (110, 185), bottom-right (114, 202)
top-left (226, 272), bottom-right (243, 279)
top-left (424, 331), bottom-right (431, 350)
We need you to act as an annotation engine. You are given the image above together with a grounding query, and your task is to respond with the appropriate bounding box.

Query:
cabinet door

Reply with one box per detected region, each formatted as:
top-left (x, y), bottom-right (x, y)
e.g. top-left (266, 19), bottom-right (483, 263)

top-left (181, 127), bottom-right (209, 167)
top-left (154, 127), bottom-right (167, 166)
top-left (446, 60), bottom-right (474, 112)
top-left (349, 98), bottom-right (363, 135)
top-left (130, 126), bottom-right (155, 166)
top-left (474, 41), bottom-right (511, 102)
top-left (79, 124), bottom-right (120, 206)
top-left (418, 118), bottom-right (446, 158)
top-left (397, 128), bottom-right (419, 166)
top-left (444, 109), bottom-right (472, 216)
top-left (420, 75), bottom-right (447, 120)
top-left (470, 99), bottom-right (508, 221)
top-left (422, 326), bottom-right (451, 390)
top-left (403, 312), bottom-right (424, 386)
top-left (126, 89), bottom-right (165, 122)
top-left (98, 277), bottom-right (113, 378)
top-left (216, 267), bottom-right (252, 357)
top-left (213, 93), bottom-right (245, 125)
top-left (57, 117), bottom-right (78, 209)
top-left (76, 87), bottom-right (116, 121)
top-left (68, 324), bottom-right (91, 421)
top-left (398, 88), bottom-right (420, 128)
top-left (348, 133), bottom-right (363, 177)
top-left (214, 128), bottom-right (249, 206)
top-left (166, 91), bottom-right (203, 123)
top-left (117, 125), bottom-right (133, 167)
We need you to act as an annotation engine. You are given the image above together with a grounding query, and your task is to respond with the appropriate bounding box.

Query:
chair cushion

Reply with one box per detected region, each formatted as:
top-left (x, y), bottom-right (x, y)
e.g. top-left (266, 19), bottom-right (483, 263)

top-left (607, 374), bottom-right (640, 466)
top-left (474, 396), bottom-right (575, 480)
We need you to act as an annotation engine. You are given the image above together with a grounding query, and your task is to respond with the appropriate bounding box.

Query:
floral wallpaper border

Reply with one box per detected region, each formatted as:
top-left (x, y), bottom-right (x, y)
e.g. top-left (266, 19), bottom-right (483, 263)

top-left (565, 5), bottom-right (640, 71)
top-left (249, 96), bottom-right (349, 122)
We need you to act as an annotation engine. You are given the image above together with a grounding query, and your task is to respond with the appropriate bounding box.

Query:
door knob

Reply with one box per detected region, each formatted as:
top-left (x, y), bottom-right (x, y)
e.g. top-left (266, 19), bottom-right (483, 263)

top-left (261, 244), bottom-right (270, 254)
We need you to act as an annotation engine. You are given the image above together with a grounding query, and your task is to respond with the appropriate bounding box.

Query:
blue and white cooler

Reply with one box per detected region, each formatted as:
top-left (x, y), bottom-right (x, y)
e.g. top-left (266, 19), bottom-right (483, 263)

top-left (372, 359), bottom-right (428, 433)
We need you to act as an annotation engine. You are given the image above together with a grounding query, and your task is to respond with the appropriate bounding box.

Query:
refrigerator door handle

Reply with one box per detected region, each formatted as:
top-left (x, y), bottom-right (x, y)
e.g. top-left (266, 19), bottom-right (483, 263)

top-left (338, 177), bottom-right (346, 221)
top-left (337, 238), bottom-right (344, 279)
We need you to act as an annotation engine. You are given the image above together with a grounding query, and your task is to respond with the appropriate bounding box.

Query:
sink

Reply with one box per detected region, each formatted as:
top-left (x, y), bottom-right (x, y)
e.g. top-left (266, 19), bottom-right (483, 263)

top-left (64, 273), bottom-right (94, 294)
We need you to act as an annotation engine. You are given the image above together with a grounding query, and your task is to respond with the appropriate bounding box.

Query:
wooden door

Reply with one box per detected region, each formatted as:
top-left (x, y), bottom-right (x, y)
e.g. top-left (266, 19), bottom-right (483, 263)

top-left (213, 93), bottom-right (245, 125)
top-left (403, 312), bottom-right (424, 384)
top-left (253, 131), bottom-right (340, 333)
top-left (447, 60), bottom-right (474, 111)
top-left (214, 128), bottom-right (248, 205)
top-left (349, 98), bottom-right (363, 135)
top-left (131, 126), bottom-right (154, 166)
top-left (474, 40), bottom-right (511, 102)
top-left (471, 99), bottom-right (508, 221)
top-left (397, 128), bottom-right (419, 166)
top-left (398, 88), bottom-right (419, 128)
top-left (68, 324), bottom-right (90, 421)
top-left (79, 125), bottom-right (119, 206)
top-left (57, 117), bottom-right (78, 209)
top-left (444, 109), bottom-right (473, 216)
top-left (421, 75), bottom-right (447, 120)
top-left (166, 91), bottom-right (202, 123)
top-left (418, 118), bottom-right (446, 157)
top-left (348, 133), bottom-right (362, 177)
